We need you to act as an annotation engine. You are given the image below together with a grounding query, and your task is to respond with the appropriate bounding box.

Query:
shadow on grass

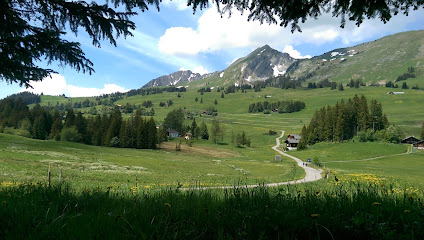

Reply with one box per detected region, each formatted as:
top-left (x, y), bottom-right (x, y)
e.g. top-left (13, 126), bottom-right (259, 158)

top-left (0, 182), bottom-right (423, 239)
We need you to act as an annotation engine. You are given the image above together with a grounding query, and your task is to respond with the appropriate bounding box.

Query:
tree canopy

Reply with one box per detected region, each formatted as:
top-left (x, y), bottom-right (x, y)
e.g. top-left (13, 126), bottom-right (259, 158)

top-left (1, 0), bottom-right (422, 87)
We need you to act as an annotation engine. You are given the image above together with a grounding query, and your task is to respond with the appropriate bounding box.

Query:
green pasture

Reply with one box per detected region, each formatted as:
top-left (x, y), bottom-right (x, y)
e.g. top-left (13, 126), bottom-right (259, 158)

top-left (0, 133), bottom-right (302, 189)
top-left (7, 85), bottom-right (424, 189)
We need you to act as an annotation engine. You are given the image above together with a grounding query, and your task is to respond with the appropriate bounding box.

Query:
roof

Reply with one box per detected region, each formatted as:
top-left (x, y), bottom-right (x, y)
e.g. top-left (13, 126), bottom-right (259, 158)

top-left (285, 139), bottom-right (300, 144)
top-left (287, 134), bottom-right (301, 140)
top-left (166, 129), bottom-right (179, 134)
top-left (401, 136), bottom-right (421, 141)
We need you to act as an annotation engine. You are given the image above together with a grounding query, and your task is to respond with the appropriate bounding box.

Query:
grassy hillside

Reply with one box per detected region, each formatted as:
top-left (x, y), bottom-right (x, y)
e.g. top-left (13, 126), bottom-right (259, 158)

top-left (4, 83), bottom-right (424, 189)
top-left (288, 30), bottom-right (424, 87)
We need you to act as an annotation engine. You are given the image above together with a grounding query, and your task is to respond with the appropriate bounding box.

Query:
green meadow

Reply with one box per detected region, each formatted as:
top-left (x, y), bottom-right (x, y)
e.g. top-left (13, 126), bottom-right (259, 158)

top-left (2, 85), bottom-right (424, 239)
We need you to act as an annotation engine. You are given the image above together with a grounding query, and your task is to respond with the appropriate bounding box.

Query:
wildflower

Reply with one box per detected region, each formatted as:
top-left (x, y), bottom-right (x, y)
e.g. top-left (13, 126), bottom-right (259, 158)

top-left (373, 202), bottom-right (381, 205)
top-left (404, 210), bottom-right (410, 213)
top-left (164, 203), bottom-right (171, 207)
top-left (311, 214), bottom-right (319, 219)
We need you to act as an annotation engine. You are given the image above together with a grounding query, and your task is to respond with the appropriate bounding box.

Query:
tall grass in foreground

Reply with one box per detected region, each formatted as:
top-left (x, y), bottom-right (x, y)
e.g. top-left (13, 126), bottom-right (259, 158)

top-left (0, 182), bottom-right (423, 239)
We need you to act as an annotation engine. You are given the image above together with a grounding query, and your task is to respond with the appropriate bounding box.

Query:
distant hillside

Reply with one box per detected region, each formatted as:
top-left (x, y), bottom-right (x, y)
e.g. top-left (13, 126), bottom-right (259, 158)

top-left (287, 30), bottom-right (424, 85)
top-left (142, 70), bottom-right (215, 88)
top-left (142, 30), bottom-right (423, 90)
top-left (143, 45), bottom-right (295, 89)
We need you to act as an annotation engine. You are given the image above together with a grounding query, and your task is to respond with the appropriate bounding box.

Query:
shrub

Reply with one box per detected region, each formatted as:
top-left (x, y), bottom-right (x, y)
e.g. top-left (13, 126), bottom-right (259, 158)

top-left (61, 127), bottom-right (81, 143)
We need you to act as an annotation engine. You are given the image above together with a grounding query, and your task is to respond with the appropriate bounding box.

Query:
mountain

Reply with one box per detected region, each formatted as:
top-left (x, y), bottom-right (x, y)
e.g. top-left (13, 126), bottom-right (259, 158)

top-left (142, 30), bottom-right (424, 89)
top-left (287, 30), bottom-right (424, 84)
top-left (222, 45), bottom-right (295, 84)
top-left (143, 45), bottom-right (295, 88)
top-left (142, 70), bottom-right (215, 88)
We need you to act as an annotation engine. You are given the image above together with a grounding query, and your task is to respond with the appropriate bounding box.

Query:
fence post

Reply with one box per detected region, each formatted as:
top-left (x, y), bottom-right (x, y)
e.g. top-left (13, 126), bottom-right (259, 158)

top-left (48, 164), bottom-right (51, 187)
top-left (59, 168), bottom-right (62, 185)
top-left (136, 175), bottom-right (138, 187)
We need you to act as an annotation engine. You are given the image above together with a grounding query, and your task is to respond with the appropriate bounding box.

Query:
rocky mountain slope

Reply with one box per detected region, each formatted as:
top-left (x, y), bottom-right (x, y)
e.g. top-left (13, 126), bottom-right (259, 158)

top-left (142, 45), bottom-right (295, 88)
top-left (287, 30), bottom-right (424, 84)
top-left (142, 70), bottom-right (215, 88)
top-left (142, 30), bottom-right (424, 89)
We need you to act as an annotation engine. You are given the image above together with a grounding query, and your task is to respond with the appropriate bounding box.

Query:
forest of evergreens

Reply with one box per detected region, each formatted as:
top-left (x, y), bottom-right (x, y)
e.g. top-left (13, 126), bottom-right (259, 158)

top-left (298, 95), bottom-right (390, 149)
top-left (248, 100), bottom-right (306, 113)
top-left (0, 98), bottom-right (159, 149)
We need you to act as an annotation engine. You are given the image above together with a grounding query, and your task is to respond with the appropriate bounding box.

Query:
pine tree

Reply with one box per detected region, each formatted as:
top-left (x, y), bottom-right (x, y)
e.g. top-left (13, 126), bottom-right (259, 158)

top-left (105, 109), bottom-right (122, 147)
top-left (157, 125), bottom-right (168, 144)
top-left (200, 121), bottom-right (209, 140)
top-left (191, 118), bottom-right (197, 137)
top-left (64, 109), bottom-right (75, 128)
top-left (235, 133), bottom-right (243, 147)
top-left (147, 117), bottom-right (157, 149)
top-left (221, 92), bottom-right (224, 98)
top-left (338, 83), bottom-right (344, 91)
top-left (210, 119), bottom-right (220, 143)
top-left (49, 117), bottom-right (63, 140)
top-left (32, 115), bottom-right (47, 140)
top-left (214, 99), bottom-right (218, 105)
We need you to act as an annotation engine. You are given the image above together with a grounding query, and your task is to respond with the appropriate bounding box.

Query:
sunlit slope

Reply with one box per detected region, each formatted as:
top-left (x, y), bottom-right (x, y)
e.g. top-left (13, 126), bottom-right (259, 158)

top-left (288, 30), bottom-right (424, 86)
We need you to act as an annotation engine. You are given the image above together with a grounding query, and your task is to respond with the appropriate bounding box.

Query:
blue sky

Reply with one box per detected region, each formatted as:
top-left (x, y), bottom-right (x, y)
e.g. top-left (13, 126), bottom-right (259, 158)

top-left (1, 1), bottom-right (423, 99)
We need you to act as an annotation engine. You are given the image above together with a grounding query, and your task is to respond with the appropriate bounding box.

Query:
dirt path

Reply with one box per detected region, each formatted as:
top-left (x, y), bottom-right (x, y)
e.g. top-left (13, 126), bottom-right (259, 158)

top-left (322, 152), bottom-right (410, 163)
top-left (182, 131), bottom-right (323, 190)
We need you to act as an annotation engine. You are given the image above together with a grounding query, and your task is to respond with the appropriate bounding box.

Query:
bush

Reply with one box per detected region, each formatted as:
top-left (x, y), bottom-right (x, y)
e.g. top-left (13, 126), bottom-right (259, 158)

top-left (110, 136), bottom-right (120, 147)
top-left (312, 156), bottom-right (322, 167)
top-left (61, 127), bottom-right (81, 143)
top-left (382, 125), bottom-right (403, 144)
top-left (353, 129), bottom-right (376, 142)
top-left (3, 127), bottom-right (31, 138)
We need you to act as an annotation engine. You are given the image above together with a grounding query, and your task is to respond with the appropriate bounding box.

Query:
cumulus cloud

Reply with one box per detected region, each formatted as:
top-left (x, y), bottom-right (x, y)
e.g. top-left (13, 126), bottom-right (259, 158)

top-left (179, 65), bottom-right (209, 74)
top-left (20, 74), bottom-right (128, 97)
top-left (283, 45), bottom-right (311, 59)
top-left (162, 0), bottom-right (190, 11)
top-left (158, 6), bottom-right (424, 56)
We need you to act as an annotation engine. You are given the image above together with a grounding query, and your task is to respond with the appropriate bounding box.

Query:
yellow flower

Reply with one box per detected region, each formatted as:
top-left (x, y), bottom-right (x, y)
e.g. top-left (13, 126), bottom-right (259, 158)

top-left (404, 210), bottom-right (410, 213)
top-left (311, 214), bottom-right (319, 219)
top-left (164, 203), bottom-right (171, 207)
top-left (373, 202), bottom-right (381, 205)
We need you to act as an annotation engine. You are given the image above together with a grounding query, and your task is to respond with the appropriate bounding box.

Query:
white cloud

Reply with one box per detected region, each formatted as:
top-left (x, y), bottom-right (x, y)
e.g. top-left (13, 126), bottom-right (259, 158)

top-left (162, 0), bottom-right (190, 11)
top-left (20, 74), bottom-right (128, 97)
top-left (192, 66), bottom-right (209, 74)
top-left (158, 6), bottom-right (424, 56)
top-left (20, 74), bottom-right (67, 96)
top-left (179, 65), bottom-right (209, 74)
top-left (283, 45), bottom-right (311, 59)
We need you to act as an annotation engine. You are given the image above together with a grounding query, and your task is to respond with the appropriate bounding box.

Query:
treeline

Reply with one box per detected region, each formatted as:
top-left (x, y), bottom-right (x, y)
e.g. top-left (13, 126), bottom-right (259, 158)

top-left (248, 100), bottom-right (306, 113)
top-left (127, 86), bottom-right (186, 97)
top-left (298, 95), bottom-right (388, 149)
top-left (0, 92), bottom-right (41, 105)
top-left (259, 75), bottom-right (301, 90)
top-left (0, 98), bottom-right (159, 149)
top-left (395, 67), bottom-right (416, 82)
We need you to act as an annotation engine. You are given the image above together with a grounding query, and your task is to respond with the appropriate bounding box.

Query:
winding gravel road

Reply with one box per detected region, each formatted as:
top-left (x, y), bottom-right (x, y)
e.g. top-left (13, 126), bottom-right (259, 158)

top-left (183, 130), bottom-right (323, 190)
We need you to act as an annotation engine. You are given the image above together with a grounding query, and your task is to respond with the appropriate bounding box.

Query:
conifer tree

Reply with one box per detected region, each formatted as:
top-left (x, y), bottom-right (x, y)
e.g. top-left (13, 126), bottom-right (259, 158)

top-left (147, 117), bottom-right (157, 149)
top-left (49, 116), bottom-right (63, 141)
top-left (200, 121), bottom-right (209, 140)
top-left (191, 118), bottom-right (197, 137)
top-left (32, 115), bottom-right (47, 140)
top-left (105, 109), bottom-right (122, 146)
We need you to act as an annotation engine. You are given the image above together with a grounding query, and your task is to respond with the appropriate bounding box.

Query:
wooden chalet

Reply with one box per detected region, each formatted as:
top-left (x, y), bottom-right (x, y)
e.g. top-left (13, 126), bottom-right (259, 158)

top-left (184, 133), bottom-right (192, 140)
top-left (166, 129), bottom-right (180, 138)
top-left (413, 140), bottom-right (424, 150)
top-left (400, 136), bottom-right (421, 144)
top-left (284, 134), bottom-right (301, 151)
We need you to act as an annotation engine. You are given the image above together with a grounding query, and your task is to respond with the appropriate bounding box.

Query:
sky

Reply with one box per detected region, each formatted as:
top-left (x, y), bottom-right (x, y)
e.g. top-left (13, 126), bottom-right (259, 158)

top-left (1, 1), bottom-right (423, 99)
